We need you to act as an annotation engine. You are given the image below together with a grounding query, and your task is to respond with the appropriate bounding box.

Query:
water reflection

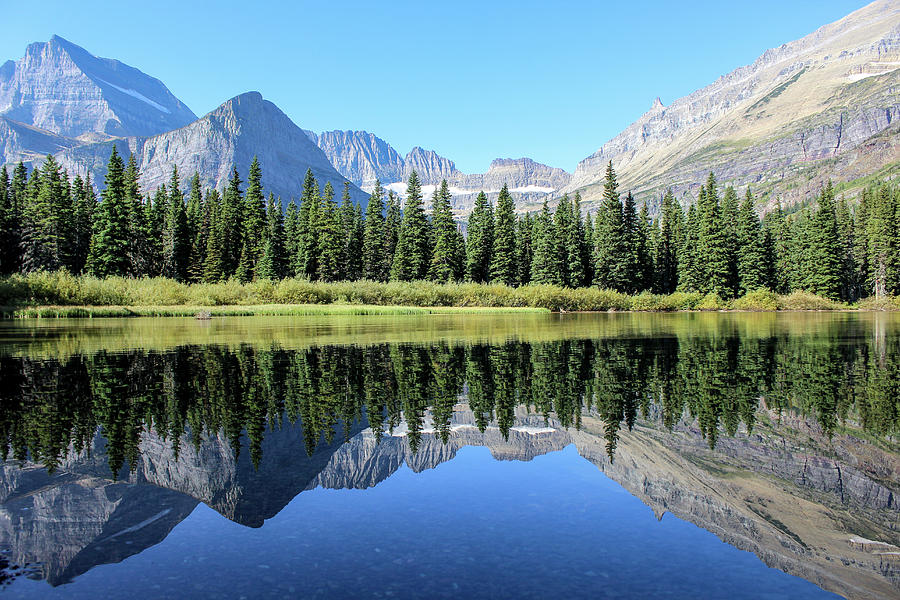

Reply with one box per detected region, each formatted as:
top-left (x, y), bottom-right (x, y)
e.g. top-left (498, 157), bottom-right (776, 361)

top-left (2, 333), bottom-right (898, 473)
top-left (0, 314), bottom-right (897, 598)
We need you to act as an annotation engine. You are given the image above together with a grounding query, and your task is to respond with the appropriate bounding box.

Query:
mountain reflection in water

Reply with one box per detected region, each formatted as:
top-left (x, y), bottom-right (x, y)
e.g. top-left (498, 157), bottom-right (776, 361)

top-left (0, 313), bottom-right (897, 599)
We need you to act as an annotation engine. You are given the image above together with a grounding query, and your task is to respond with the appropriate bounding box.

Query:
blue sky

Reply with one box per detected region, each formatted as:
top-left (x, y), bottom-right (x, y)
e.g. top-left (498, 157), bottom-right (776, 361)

top-left (0, 0), bottom-right (872, 173)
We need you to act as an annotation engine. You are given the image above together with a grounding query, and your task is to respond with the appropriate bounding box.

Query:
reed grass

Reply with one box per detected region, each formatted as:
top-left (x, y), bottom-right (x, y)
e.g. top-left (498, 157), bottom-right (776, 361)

top-left (0, 271), bottom-right (871, 317)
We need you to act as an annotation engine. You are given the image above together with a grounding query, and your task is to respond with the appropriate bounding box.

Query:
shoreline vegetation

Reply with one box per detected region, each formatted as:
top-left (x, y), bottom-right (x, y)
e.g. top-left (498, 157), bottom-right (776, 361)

top-left (2, 272), bottom-right (898, 318)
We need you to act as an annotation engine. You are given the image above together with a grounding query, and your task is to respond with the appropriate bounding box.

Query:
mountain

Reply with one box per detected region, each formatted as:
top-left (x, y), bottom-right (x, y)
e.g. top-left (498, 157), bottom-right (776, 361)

top-left (0, 35), bottom-right (196, 140)
top-left (310, 129), bottom-right (571, 215)
top-left (564, 0), bottom-right (900, 212)
top-left (51, 92), bottom-right (368, 206)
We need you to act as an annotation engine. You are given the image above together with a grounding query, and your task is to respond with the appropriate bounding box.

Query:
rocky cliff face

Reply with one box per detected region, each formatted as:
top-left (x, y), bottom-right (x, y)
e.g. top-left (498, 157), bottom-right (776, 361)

top-left (0, 36), bottom-right (196, 141)
top-left (565, 0), bottom-right (900, 212)
top-left (312, 130), bottom-right (406, 190)
top-left (0, 116), bottom-right (78, 165)
top-left (308, 129), bottom-right (571, 216)
top-left (50, 92), bottom-right (368, 207)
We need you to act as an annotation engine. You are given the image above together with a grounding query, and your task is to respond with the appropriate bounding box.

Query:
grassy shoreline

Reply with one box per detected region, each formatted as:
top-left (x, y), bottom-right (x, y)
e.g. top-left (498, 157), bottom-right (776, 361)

top-left (1, 271), bottom-right (896, 318)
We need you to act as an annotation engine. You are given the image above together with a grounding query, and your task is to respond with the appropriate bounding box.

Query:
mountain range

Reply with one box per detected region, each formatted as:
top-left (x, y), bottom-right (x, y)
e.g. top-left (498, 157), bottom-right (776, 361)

top-left (1, 1), bottom-right (899, 215)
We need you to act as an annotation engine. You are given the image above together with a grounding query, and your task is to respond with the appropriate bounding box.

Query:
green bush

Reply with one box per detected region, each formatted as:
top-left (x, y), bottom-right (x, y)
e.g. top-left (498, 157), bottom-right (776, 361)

top-left (696, 292), bottom-right (728, 311)
top-left (777, 290), bottom-right (845, 311)
top-left (732, 289), bottom-right (778, 311)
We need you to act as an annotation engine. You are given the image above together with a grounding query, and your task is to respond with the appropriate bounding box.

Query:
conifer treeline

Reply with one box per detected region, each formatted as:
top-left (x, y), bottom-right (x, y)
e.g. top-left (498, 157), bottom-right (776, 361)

top-left (1, 151), bottom-right (897, 301)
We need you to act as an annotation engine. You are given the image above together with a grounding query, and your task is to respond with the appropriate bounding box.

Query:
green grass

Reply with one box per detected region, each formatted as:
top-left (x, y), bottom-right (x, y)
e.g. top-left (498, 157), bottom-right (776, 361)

top-left (0, 271), bottom-right (881, 318)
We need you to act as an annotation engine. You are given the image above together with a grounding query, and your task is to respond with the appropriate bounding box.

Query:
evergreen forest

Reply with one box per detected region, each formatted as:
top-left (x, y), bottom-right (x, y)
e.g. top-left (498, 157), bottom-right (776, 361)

top-left (1, 150), bottom-right (898, 304)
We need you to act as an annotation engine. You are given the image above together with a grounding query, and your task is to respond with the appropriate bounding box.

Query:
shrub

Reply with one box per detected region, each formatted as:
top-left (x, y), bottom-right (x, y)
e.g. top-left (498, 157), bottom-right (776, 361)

top-left (777, 290), bottom-right (845, 311)
top-left (732, 289), bottom-right (778, 311)
top-left (696, 292), bottom-right (728, 311)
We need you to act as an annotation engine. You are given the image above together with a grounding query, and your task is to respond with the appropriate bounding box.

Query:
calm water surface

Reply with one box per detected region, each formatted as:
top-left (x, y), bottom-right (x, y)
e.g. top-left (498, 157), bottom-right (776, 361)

top-left (0, 312), bottom-right (897, 599)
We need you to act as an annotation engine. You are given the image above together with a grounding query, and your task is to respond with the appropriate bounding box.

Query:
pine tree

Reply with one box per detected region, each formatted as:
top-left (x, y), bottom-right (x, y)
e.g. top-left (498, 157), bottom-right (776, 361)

top-left (162, 166), bottom-right (190, 282)
top-left (572, 193), bottom-right (591, 287)
top-left (284, 199), bottom-right (300, 278)
top-left (257, 193), bottom-right (287, 280)
top-left (242, 156), bottom-right (266, 278)
top-left (490, 184), bottom-right (518, 286)
top-left (736, 189), bottom-right (767, 294)
top-left (697, 174), bottom-right (733, 298)
top-left (70, 174), bottom-right (95, 274)
top-left (119, 154), bottom-right (147, 276)
top-left (339, 181), bottom-right (363, 281)
top-left (636, 202), bottom-right (653, 292)
top-left (806, 182), bottom-right (843, 299)
top-left (763, 201), bottom-right (791, 294)
top-left (720, 185), bottom-right (740, 294)
top-left (186, 173), bottom-right (206, 282)
top-left (677, 204), bottom-right (703, 292)
top-left (294, 169), bottom-right (318, 278)
top-left (621, 191), bottom-right (641, 293)
top-left (383, 190), bottom-right (402, 276)
top-left (203, 190), bottom-right (226, 282)
top-left (0, 166), bottom-right (15, 274)
top-left (466, 191), bottom-right (493, 283)
top-left (87, 146), bottom-right (131, 277)
top-left (593, 162), bottom-right (628, 290)
top-left (865, 182), bottom-right (898, 299)
top-left (390, 171), bottom-right (431, 281)
top-left (21, 155), bottom-right (69, 272)
top-left (429, 180), bottom-right (460, 282)
top-left (221, 167), bottom-right (244, 277)
top-left (553, 194), bottom-right (574, 287)
top-left (362, 180), bottom-right (387, 280)
top-left (530, 200), bottom-right (561, 285)
top-left (654, 189), bottom-right (681, 293)
top-left (516, 213), bottom-right (534, 286)
top-left (0, 163), bottom-right (27, 274)
top-left (316, 182), bottom-right (343, 281)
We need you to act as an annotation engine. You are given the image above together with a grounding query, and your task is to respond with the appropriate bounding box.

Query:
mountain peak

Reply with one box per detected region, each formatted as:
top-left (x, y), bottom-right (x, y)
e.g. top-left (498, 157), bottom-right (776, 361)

top-left (0, 36), bottom-right (196, 139)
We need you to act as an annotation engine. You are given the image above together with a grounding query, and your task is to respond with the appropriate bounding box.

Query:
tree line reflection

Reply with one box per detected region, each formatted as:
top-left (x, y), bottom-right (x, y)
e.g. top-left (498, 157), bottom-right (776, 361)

top-left (1, 330), bottom-right (897, 476)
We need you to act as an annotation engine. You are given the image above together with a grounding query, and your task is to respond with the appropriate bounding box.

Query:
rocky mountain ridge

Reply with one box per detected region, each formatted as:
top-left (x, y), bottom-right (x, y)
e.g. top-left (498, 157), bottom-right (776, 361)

top-left (310, 129), bottom-right (571, 214)
top-left (50, 91), bottom-right (368, 206)
top-left (564, 0), bottom-right (900, 212)
top-left (0, 35), bottom-right (196, 141)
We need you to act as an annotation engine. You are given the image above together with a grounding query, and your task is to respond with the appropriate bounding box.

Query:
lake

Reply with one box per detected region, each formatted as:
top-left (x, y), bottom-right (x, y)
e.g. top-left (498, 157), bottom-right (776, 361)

top-left (0, 312), bottom-right (897, 599)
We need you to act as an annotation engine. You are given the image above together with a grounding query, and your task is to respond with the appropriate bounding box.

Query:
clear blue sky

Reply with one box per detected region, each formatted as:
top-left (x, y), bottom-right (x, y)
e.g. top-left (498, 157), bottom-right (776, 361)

top-left (1, 0), bottom-right (872, 173)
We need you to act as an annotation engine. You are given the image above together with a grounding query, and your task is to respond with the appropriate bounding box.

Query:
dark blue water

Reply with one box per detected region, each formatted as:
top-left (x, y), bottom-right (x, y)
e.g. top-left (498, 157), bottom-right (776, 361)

top-left (3, 445), bottom-right (837, 599)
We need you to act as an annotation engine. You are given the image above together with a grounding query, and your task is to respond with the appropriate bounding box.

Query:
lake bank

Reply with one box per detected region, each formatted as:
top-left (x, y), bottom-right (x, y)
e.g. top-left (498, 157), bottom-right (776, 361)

top-left (1, 271), bottom-right (896, 317)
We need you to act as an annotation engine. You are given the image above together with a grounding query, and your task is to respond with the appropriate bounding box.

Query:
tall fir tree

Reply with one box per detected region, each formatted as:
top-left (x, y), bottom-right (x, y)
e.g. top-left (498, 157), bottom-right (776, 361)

top-left (202, 190), bottom-right (226, 282)
top-left (382, 190), bottom-right (402, 277)
top-left (362, 180), bottom-right (387, 280)
top-left (186, 173), bottom-right (206, 282)
top-left (87, 146), bottom-right (131, 277)
top-left (284, 199), bottom-right (300, 278)
top-left (221, 167), bottom-right (244, 277)
top-left (697, 174), bottom-right (733, 298)
top-left (530, 200), bottom-right (561, 285)
top-left (339, 181), bottom-right (363, 281)
top-left (490, 184), bottom-right (518, 286)
top-left (466, 191), bottom-right (493, 283)
top-left (806, 182), bottom-right (843, 299)
top-left (653, 189), bottom-right (681, 293)
top-left (161, 166), bottom-right (190, 282)
top-left (257, 193), bottom-right (287, 280)
top-left (316, 182), bottom-right (343, 281)
top-left (429, 180), bottom-right (461, 282)
top-left (735, 189), bottom-right (767, 294)
top-left (390, 171), bottom-right (431, 281)
top-left (593, 162), bottom-right (628, 290)
top-left (677, 204), bottom-right (703, 292)
top-left (516, 213), bottom-right (534, 286)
